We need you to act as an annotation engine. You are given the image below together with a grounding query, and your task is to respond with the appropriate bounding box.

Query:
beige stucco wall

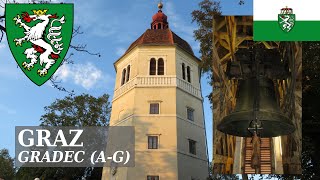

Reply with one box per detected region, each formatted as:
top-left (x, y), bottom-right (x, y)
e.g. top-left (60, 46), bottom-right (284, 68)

top-left (102, 46), bottom-right (208, 180)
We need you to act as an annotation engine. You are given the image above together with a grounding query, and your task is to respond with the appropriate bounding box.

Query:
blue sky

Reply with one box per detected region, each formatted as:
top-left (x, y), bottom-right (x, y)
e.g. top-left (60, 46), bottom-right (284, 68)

top-left (0, 0), bottom-right (252, 162)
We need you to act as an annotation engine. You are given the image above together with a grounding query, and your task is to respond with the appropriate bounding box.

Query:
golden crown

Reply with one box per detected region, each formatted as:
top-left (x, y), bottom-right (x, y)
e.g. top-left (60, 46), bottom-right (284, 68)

top-left (32, 9), bottom-right (48, 16)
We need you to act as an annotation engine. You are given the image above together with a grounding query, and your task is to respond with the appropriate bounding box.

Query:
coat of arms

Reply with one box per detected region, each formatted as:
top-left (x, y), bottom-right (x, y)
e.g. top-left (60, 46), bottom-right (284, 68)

top-left (5, 4), bottom-right (73, 86)
top-left (278, 7), bottom-right (295, 33)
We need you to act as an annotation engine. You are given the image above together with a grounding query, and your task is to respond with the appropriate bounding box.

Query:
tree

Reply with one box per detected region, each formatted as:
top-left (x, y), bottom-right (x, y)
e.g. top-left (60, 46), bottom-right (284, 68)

top-left (0, 149), bottom-right (15, 180)
top-left (40, 93), bottom-right (111, 126)
top-left (16, 166), bottom-right (103, 180)
top-left (192, 0), bottom-right (221, 74)
top-left (16, 93), bottom-right (111, 180)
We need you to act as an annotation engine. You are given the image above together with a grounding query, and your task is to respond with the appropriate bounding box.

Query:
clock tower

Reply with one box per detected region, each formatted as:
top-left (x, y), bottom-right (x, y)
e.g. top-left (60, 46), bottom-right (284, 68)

top-left (102, 3), bottom-right (209, 180)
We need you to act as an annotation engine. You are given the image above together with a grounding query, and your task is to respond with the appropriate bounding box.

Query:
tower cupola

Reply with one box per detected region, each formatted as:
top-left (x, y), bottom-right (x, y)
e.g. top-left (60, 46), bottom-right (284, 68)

top-left (151, 1), bottom-right (168, 29)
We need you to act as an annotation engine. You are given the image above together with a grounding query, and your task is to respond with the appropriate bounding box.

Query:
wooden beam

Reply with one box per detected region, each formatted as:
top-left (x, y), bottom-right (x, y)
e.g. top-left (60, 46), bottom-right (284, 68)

top-left (215, 20), bottom-right (226, 32)
top-left (226, 16), bottom-right (237, 61)
top-left (220, 53), bottom-right (232, 64)
top-left (237, 21), bottom-right (253, 26)
top-left (236, 36), bottom-right (253, 47)
top-left (262, 42), bottom-right (273, 49)
top-left (214, 31), bottom-right (229, 42)
top-left (219, 39), bottom-right (230, 51)
top-left (242, 16), bottom-right (247, 34)
top-left (212, 19), bottom-right (221, 81)
top-left (212, 38), bottom-right (235, 102)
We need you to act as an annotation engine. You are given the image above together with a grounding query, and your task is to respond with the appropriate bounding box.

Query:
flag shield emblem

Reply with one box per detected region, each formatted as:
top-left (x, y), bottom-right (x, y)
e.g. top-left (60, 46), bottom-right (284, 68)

top-left (278, 7), bottom-right (295, 33)
top-left (5, 4), bottom-right (73, 86)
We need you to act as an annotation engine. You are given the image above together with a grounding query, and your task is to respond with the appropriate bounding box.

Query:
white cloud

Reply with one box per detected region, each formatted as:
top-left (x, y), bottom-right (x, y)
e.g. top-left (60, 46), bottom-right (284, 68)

top-left (55, 62), bottom-right (112, 90)
top-left (73, 63), bottom-right (102, 89)
top-left (56, 63), bottom-right (70, 80)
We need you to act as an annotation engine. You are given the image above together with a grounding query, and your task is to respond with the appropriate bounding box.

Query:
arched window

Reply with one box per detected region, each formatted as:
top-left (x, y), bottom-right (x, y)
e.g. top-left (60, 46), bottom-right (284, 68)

top-left (150, 58), bottom-right (156, 75)
top-left (182, 63), bottom-right (186, 80)
top-left (121, 68), bottom-right (126, 86)
top-left (158, 23), bottom-right (162, 29)
top-left (187, 66), bottom-right (191, 83)
top-left (157, 58), bottom-right (164, 75)
top-left (126, 65), bottom-right (130, 82)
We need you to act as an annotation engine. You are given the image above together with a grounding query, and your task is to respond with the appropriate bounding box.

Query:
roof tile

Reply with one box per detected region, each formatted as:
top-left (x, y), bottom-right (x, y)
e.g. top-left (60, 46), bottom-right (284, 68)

top-left (124, 29), bottom-right (194, 56)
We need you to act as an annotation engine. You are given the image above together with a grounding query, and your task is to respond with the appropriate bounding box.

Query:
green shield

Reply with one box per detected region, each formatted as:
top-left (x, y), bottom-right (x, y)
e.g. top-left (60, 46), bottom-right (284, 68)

top-left (278, 14), bottom-right (295, 33)
top-left (5, 4), bottom-right (73, 86)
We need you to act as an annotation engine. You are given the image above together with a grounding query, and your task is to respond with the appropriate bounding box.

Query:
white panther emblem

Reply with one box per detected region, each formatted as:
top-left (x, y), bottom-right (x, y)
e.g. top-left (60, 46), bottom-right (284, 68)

top-left (13, 9), bottom-right (65, 76)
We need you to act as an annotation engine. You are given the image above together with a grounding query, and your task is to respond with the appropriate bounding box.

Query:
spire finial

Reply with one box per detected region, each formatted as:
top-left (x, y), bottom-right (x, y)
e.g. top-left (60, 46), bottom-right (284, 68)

top-left (158, 0), bottom-right (163, 10)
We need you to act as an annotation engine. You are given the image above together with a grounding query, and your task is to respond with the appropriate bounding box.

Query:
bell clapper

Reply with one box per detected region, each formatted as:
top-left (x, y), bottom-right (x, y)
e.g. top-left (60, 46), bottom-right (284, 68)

top-left (247, 117), bottom-right (263, 135)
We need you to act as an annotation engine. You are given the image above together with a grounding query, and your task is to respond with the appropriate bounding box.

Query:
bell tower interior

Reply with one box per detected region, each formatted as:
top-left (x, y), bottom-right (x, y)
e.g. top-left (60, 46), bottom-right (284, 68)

top-left (211, 16), bottom-right (302, 175)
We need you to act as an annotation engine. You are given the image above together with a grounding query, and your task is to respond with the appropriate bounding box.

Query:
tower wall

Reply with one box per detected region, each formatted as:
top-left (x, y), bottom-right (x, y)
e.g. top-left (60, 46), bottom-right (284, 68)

top-left (102, 38), bottom-right (208, 180)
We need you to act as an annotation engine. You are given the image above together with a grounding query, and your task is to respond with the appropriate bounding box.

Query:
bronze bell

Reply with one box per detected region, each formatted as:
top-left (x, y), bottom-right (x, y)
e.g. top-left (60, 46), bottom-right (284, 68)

top-left (217, 77), bottom-right (295, 137)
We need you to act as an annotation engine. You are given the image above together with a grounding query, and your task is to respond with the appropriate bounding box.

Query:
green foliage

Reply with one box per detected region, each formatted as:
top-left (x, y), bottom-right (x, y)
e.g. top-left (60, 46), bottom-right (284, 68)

top-left (0, 149), bottom-right (15, 180)
top-left (192, 0), bottom-right (221, 74)
top-left (192, 0), bottom-right (220, 109)
top-left (16, 93), bottom-right (111, 179)
top-left (40, 93), bottom-right (111, 126)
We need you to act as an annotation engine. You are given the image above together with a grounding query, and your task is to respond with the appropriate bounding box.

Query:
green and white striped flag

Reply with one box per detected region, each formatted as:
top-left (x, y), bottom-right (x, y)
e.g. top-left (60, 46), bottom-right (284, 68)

top-left (254, 0), bottom-right (320, 41)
